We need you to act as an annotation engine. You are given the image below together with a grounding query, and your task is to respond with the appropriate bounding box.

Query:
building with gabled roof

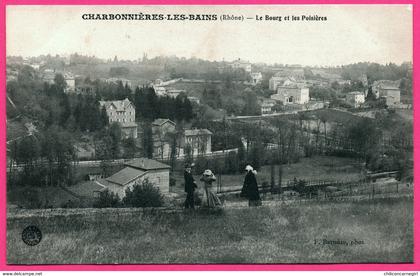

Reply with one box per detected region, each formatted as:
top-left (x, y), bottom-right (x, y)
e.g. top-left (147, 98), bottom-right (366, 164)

top-left (231, 59), bottom-right (252, 72)
top-left (250, 72), bottom-right (263, 85)
top-left (346, 91), bottom-right (365, 108)
top-left (261, 99), bottom-right (277, 114)
top-left (96, 158), bottom-right (170, 198)
top-left (271, 84), bottom-right (309, 105)
top-left (378, 86), bottom-right (400, 107)
top-left (99, 98), bottom-right (138, 139)
top-left (183, 129), bottom-right (212, 156)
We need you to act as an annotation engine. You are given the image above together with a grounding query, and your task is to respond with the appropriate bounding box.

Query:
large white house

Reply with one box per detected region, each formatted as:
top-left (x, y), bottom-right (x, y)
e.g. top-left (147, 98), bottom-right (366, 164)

top-left (346, 91), bottom-right (365, 108)
top-left (99, 98), bottom-right (138, 139)
top-left (379, 86), bottom-right (400, 107)
top-left (250, 72), bottom-right (263, 85)
top-left (231, 59), bottom-right (252, 72)
top-left (271, 85), bottom-right (309, 105)
top-left (183, 129), bottom-right (212, 156)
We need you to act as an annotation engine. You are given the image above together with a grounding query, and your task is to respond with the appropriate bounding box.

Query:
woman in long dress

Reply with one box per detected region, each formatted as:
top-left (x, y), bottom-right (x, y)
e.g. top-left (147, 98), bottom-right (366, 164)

top-left (200, 169), bottom-right (222, 208)
top-left (241, 165), bottom-right (262, 207)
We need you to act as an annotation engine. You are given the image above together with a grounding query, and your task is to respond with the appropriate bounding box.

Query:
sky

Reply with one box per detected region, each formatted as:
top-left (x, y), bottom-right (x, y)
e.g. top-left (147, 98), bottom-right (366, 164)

top-left (6, 5), bottom-right (413, 66)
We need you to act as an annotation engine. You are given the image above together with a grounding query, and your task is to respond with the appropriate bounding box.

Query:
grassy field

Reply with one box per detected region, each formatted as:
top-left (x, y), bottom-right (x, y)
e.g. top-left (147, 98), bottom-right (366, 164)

top-left (7, 197), bottom-right (412, 264)
top-left (171, 156), bottom-right (364, 194)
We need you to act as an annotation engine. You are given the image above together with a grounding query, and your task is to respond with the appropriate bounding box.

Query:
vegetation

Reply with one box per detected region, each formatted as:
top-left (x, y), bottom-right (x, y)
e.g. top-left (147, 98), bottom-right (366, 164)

top-left (93, 190), bottom-right (121, 208)
top-left (7, 197), bottom-right (413, 264)
top-left (122, 179), bottom-right (164, 208)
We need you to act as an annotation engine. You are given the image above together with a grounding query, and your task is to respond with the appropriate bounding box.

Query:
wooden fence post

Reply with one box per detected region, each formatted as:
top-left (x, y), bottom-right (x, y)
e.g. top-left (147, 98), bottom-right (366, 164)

top-left (372, 184), bottom-right (375, 199)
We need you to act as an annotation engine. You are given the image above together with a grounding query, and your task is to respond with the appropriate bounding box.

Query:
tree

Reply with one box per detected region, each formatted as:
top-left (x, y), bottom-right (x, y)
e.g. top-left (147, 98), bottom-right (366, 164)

top-left (122, 138), bottom-right (137, 159)
top-left (242, 90), bottom-right (261, 116)
top-left (278, 165), bottom-right (283, 193)
top-left (270, 162), bottom-right (275, 193)
top-left (142, 122), bottom-right (154, 158)
top-left (93, 190), bottom-right (121, 208)
top-left (366, 86), bottom-right (376, 101)
top-left (237, 140), bottom-right (246, 170)
top-left (109, 123), bottom-right (122, 159)
top-left (99, 106), bottom-right (109, 128)
top-left (54, 73), bottom-right (67, 92)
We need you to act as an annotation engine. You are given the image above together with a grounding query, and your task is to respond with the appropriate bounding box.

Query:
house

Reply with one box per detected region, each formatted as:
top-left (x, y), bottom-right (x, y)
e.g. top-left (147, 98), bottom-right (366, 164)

top-left (269, 76), bottom-right (284, 91)
top-left (183, 129), bottom-right (212, 156)
top-left (75, 83), bottom-right (95, 95)
top-left (346, 91), bottom-right (365, 108)
top-left (231, 59), bottom-right (252, 72)
top-left (271, 85), bottom-right (309, 105)
top-left (153, 86), bottom-right (166, 96)
top-left (261, 99), bottom-right (276, 114)
top-left (152, 119), bottom-right (176, 159)
top-left (99, 98), bottom-right (138, 139)
top-left (96, 158), bottom-right (171, 198)
top-left (66, 181), bottom-right (106, 200)
top-left (64, 73), bottom-right (75, 92)
top-left (250, 72), bottom-right (263, 85)
top-left (358, 74), bottom-right (368, 86)
top-left (41, 69), bottom-right (56, 84)
top-left (379, 86), bottom-right (400, 107)
top-left (372, 80), bottom-right (400, 98)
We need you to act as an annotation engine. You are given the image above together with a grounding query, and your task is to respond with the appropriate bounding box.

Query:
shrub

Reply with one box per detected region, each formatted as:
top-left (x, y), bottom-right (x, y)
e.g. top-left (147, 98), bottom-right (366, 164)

top-left (123, 178), bottom-right (164, 207)
top-left (93, 190), bottom-right (121, 208)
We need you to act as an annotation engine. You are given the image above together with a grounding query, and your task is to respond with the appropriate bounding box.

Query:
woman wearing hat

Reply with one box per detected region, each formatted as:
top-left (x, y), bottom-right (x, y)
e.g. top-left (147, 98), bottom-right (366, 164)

top-left (241, 165), bottom-right (262, 207)
top-left (200, 169), bottom-right (222, 208)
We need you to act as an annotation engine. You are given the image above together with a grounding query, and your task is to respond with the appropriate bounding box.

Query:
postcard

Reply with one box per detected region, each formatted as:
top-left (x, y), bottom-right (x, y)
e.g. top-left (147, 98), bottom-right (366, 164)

top-left (3, 3), bottom-right (416, 269)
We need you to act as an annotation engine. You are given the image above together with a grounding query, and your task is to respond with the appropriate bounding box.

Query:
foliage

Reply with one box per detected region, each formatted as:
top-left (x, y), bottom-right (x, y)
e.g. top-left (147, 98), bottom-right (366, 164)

top-left (341, 62), bottom-right (411, 83)
top-left (122, 137), bottom-right (137, 159)
top-left (93, 190), bottom-right (121, 208)
top-left (141, 121), bottom-right (154, 159)
top-left (123, 178), bottom-right (164, 208)
top-left (134, 87), bottom-right (194, 122)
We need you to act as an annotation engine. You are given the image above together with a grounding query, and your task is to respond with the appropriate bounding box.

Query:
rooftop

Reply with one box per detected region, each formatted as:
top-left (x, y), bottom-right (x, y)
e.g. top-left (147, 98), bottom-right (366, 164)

top-left (348, 91), bottom-right (364, 95)
top-left (67, 181), bottom-right (106, 197)
top-left (152, 118), bottom-right (175, 126)
top-left (99, 98), bottom-right (133, 112)
top-left (380, 86), bottom-right (400, 90)
top-left (121, 122), bottom-right (138, 128)
top-left (106, 166), bottom-right (147, 186)
top-left (184, 129), bottom-right (213, 136)
top-left (125, 158), bottom-right (171, 171)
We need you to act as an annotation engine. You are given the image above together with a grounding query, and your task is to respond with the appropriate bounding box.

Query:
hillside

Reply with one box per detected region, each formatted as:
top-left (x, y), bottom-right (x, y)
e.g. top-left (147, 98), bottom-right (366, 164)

top-left (7, 197), bottom-right (413, 264)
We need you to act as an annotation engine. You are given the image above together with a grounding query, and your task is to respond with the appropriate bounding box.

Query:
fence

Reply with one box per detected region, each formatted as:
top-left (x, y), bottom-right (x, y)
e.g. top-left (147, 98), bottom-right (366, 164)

top-left (218, 177), bottom-right (413, 203)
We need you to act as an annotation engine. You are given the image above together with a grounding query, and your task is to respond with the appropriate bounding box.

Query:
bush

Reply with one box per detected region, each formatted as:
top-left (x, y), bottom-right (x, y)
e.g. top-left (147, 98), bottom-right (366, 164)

top-left (93, 190), bottom-right (121, 208)
top-left (123, 178), bottom-right (164, 207)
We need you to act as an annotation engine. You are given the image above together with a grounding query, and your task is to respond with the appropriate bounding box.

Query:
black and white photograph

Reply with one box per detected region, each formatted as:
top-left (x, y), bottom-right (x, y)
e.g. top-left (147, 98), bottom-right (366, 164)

top-left (5, 5), bottom-right (413, 264)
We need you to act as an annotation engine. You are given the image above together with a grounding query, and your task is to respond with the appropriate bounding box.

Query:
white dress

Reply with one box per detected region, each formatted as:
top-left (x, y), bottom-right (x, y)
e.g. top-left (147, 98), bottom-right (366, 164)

top-left (200, 174), bottom-right (222, 208)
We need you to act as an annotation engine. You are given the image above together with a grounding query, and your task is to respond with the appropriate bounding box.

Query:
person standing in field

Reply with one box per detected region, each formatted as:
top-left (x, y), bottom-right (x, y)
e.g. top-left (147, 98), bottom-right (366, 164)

top-left (184, 163), bottom-right (197, 209)
top-left (200, 169), bottom-right (222, 208)
top-left (241, 165), bottom-right (262, 207)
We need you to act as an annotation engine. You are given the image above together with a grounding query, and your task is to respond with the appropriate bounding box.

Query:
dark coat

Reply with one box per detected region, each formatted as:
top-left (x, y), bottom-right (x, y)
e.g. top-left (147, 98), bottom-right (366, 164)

top-left (184, 171), bottom-right (197, 193)
top-left (241, 171), bottom-right (261, 201)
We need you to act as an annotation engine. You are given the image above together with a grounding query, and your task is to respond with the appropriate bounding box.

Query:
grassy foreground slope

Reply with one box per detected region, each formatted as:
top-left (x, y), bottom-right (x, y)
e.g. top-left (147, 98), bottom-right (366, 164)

top-left (7, 197), bottom-right (412, 264)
